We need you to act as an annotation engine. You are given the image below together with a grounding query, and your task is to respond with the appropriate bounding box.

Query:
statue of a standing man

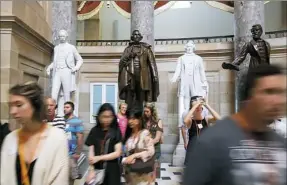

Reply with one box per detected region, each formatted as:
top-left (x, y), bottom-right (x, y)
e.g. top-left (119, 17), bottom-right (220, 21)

top-left (46, 30), bottom-right (83, 116)
top-left (222, 24), bottom-right (270, 72)
top-left (118, 30), bottom-right (159, 108)
top-left (222, 24), bottom-right (270, 107)
top-left (171, 41), bottom-right (209, 111)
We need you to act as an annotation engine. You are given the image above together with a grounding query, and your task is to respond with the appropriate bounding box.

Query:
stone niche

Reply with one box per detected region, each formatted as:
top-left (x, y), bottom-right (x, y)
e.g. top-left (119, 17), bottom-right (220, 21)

top-left (76, 35), bottom-right (287, 163)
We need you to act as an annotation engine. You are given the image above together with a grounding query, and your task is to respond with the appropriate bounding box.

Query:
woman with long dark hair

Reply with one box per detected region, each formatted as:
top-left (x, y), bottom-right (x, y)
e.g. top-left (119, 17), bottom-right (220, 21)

top-left (183, 96), bottom-right (221, 165)
top-left (122, 108), bottom-right (155, 185)
top-left (1, 82), bottom-right (69, 185)
top-left (85, 103), bottom-right (122, 185)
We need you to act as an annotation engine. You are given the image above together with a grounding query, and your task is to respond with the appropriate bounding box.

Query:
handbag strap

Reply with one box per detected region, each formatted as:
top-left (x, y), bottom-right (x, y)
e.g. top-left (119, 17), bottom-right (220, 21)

top-left (134, 130), bottom-right (144, 152)
top-left (102, 138), bottom-right (110, 169)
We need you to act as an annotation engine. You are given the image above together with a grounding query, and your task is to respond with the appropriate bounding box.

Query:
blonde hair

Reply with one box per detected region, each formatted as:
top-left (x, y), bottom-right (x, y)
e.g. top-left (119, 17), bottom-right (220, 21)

top-left (118, 102), bottom-right (127, 110)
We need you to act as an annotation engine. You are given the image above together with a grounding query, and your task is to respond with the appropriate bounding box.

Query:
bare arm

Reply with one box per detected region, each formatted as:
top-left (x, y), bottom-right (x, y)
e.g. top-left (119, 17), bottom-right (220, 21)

top-left (204, 104), bottom-right (221, 123)
top-left (88, 145), bottom-right (94, 158)
top-left (153, 120), bottom-right (163, 144)
top-left (76, 132), bottom-right (84, 155)
top-left (181, 126), bottom-right (188, 146)
top-left (100, 142), bottom-right (122, 161)
top-left (184, 102), bottom-right (201, 128)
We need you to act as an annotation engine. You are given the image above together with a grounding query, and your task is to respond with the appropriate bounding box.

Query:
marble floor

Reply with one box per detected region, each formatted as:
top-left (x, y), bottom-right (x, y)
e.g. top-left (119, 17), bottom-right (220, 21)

top-left (75, 163), bottom-right (184, 185)
top-left (123, 163), bottom-right (184, 185)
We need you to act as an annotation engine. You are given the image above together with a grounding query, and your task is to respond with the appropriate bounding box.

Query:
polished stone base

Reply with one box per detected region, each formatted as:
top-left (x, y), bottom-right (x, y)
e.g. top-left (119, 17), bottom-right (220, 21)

top-left (172, 128), bottom-right (186, 166)
top-left (74, 163), bottom-right (184, 185)
top-left (172, 144), bottom-right (186, 166)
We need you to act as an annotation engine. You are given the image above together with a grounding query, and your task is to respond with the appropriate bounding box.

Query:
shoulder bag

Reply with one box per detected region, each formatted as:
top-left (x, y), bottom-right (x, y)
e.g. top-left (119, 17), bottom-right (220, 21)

top-left (129, 131), bottom-right (155, 173)
top-left (86, 136), bottom-right (111, 185)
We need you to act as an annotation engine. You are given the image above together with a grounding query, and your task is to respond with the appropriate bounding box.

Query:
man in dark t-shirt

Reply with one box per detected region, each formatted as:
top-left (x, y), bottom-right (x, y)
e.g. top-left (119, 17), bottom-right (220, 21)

top-left (183, 64), bottom-right (286, 185)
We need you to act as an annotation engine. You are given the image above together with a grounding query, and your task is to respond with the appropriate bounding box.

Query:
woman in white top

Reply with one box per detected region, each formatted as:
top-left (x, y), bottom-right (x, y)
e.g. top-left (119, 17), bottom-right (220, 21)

top-left (1, 82), bottom-right (69, 185)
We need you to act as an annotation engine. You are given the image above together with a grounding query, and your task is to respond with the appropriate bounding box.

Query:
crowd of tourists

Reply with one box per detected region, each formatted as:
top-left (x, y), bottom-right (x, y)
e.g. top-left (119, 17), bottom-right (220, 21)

top-left (0, 82), bottom-right (163, 185)
top-left (0, 63), bottom-right (286, 185)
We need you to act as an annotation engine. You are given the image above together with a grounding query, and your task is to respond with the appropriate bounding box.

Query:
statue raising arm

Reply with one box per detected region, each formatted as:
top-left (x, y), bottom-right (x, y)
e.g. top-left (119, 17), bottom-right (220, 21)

top-left (222, 42), bottom-right (249, 71)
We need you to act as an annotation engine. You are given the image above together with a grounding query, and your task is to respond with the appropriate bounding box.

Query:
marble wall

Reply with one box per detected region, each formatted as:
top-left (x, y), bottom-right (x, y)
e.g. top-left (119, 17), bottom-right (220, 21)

top-left (76, 37), bottom-right (286, 162)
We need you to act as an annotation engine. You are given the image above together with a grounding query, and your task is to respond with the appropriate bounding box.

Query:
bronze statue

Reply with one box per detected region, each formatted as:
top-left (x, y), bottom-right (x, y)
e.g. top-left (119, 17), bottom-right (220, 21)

top-left (222, 24), bottom-right (270, 72)
top-left (118, 30), bottom-right (159, 108)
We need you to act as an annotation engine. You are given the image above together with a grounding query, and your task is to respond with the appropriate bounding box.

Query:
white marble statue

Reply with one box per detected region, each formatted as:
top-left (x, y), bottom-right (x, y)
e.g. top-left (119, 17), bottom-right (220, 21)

top-left (171, 41), bottom-right (208, 166)
top-left (171, 41), bottom-right (209, 111)
top-left (46, 29), bottom-right (83, 116)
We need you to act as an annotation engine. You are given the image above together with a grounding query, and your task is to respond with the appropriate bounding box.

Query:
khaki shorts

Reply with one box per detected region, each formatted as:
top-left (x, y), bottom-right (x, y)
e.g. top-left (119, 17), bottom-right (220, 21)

top-left (69, 156), bottom-right (79, 180)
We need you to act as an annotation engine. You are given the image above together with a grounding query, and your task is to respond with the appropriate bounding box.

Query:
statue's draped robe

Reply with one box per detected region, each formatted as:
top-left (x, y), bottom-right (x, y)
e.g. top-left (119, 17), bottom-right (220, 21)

top-left (118, 42), bottom-right (159, 107)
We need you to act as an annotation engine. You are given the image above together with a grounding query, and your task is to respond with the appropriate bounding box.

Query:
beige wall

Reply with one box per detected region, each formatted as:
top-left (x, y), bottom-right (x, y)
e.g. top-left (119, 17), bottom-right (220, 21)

top-left (84, 19), bottom-right (100, 40)
top-left (0, 1), bottom-right (53, 128)
top-left (77, 19), bottom-right (100, 40)
top-left (0, 1), bottom-right (52, 42)
top-left (76, 37), bottom-right (287, 162)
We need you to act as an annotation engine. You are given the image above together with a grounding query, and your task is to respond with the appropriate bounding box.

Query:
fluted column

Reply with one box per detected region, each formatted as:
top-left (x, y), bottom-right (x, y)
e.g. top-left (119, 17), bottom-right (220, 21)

top-left (234, 1), bottom-right (264, 112)
top-left (131, 1), bottom-right (154, 48)
top-left (52, 1), bottom-right (77, 45)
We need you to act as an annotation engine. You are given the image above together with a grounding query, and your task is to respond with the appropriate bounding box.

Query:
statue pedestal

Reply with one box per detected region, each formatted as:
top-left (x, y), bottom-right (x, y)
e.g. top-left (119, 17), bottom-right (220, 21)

top-left (172, 96), bottom-right (186, 166)
top-left (57, 94), bottom-right (65, 117)
top-left (172, 128), bottom-right (187, 166)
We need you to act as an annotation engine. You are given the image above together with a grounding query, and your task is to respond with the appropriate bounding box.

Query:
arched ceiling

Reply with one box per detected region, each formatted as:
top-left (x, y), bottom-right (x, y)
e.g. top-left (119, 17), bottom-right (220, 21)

top-left (77, 1), bottom-right (268, 20)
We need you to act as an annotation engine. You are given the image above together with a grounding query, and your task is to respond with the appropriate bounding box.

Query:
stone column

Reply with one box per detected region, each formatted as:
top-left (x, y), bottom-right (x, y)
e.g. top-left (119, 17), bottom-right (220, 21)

top-left (52, 1), bottom-right (77, 45)
top-left (51, 1), bottom-right (78, 116)
top-left (131, 1), bottom-right (154, 47)
top-left (234, 1), bottom-right (264, 112)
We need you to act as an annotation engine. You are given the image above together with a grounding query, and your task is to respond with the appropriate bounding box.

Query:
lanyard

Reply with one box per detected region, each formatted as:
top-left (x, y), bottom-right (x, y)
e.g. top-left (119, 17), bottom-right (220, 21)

top-left (100, 131), bottom-right (109, 155)
top-left (195, 120), bottom-right (203, 137)
top-left (17, 124), bottom-right (47, 185)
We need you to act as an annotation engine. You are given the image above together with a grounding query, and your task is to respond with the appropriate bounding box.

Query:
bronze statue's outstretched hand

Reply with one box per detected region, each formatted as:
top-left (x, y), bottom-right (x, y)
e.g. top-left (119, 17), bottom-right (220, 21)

top-left (222, 62), bottom-right (240, 71)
